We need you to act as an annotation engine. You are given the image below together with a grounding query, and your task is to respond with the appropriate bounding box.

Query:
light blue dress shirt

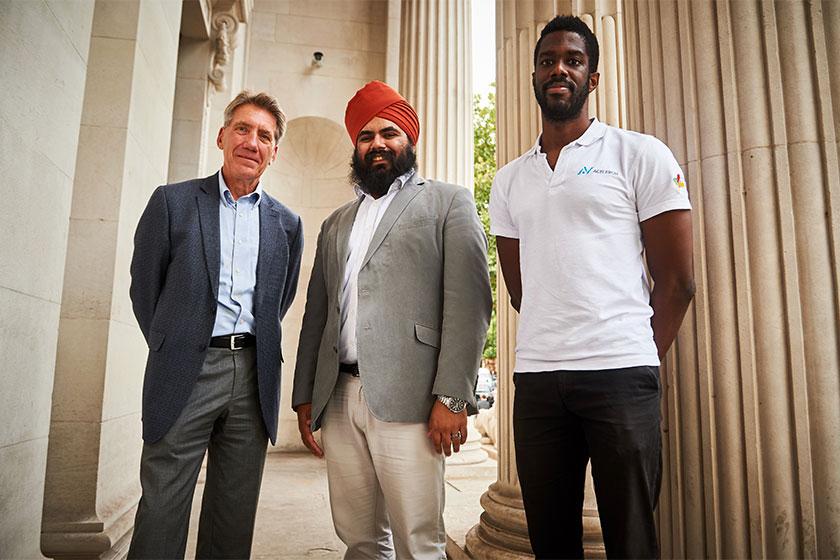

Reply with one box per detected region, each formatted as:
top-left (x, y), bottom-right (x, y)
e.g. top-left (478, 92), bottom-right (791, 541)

top-left (213, 170), bottom-right (261, 336)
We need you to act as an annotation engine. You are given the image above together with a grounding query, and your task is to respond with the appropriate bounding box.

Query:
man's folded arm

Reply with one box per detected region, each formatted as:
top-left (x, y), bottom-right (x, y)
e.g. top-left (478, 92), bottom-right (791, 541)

top-left (129, 186), bottom-right (170, 343)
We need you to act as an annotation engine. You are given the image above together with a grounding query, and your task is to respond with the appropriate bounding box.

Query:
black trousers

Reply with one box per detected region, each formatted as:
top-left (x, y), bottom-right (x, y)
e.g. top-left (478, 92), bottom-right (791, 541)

top-left (513, 366), bottom-right (662, 559)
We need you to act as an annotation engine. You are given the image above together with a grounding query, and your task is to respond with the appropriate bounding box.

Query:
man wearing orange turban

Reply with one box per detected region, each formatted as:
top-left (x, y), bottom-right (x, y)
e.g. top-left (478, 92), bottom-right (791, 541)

top-left (293, 81), bottom-right (492, 559)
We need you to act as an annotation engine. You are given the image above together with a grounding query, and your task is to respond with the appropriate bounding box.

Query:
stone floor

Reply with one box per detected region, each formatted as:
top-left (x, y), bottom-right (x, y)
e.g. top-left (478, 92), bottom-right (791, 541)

top-left (184, 450), bottom-right (497, 559)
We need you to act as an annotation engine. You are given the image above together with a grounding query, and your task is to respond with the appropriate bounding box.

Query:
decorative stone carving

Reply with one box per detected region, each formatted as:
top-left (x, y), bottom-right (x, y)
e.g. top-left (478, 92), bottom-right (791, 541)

top-left (208, 12), bottom-right (238, 92)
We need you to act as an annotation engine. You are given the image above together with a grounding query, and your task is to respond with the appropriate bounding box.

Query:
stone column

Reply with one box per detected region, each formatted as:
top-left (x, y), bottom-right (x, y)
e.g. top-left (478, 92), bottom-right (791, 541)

top-left (466, 1), bottom-right (625, 557)
top-left (623, 1), bottom-right (840, 557)
top-left (168, 4), bottom-right (213, 184)
top-left (0, 1), bottom-right (95, 557)
top-left (41, 1), bottom-right (182, 557)
top-left (399, 0), bottom-right (473, 190)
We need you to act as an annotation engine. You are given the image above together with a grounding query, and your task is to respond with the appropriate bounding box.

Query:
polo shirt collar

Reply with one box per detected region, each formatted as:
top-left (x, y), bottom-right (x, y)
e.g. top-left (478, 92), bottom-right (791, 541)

top-left (575, 117), bottom-right (607, 146)
top-left (530, 117), bottom-right (607, 158)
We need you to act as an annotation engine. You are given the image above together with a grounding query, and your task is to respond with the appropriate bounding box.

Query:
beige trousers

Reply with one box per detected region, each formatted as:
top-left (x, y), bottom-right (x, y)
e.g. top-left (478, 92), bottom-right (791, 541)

top-left (322, 373), bottom-right (446, 560)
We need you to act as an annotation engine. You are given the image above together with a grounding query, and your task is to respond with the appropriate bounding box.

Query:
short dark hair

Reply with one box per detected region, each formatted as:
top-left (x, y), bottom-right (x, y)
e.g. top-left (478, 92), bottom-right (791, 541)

top-left (533, 15), bottom-right (599, 74)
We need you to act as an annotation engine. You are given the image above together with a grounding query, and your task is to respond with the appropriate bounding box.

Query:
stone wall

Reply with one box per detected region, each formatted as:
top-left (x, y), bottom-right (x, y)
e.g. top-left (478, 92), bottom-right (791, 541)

top-left (0, 1), bottom-right (96, 557)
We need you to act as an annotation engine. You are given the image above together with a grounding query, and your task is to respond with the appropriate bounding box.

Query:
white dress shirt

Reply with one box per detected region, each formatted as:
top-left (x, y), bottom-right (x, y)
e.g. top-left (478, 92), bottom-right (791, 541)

top-left (339, 171), bottom-right (414, 363)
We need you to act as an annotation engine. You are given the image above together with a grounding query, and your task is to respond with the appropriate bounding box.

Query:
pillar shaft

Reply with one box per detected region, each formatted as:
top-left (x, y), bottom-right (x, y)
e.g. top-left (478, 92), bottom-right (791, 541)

top-left (623, 0), bottom-right (840, 557)
top-left (466, 1), bottom-right (625, 557)
top-left (399, 0), bottom-right (473, 190)
top-left (41, 1), bottom-right (186, 557)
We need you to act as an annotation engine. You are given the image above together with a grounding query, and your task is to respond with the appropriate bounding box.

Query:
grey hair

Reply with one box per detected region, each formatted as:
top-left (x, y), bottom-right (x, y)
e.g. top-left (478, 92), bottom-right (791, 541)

top-left (223, 90), bottom-right (287, 143)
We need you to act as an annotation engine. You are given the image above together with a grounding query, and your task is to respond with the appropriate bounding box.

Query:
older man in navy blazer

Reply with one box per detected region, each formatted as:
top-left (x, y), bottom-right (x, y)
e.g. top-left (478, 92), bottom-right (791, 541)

top-left (128, 91), bottom-right (302, 559)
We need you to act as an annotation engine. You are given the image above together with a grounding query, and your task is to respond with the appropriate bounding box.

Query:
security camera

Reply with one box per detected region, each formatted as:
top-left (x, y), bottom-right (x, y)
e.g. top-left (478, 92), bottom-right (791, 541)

top-left (312, 51), bottom-right (324, 67)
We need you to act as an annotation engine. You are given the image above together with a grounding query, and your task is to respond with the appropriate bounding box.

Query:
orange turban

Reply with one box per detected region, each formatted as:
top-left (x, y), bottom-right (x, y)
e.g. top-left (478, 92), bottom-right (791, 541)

top-left (345, 81), bottom-right (420, 145)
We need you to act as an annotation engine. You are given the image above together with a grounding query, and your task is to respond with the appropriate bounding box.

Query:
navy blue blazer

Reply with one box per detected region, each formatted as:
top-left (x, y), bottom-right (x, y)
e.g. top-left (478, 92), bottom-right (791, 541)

top-left (130, 173), bottom-right (303, 444)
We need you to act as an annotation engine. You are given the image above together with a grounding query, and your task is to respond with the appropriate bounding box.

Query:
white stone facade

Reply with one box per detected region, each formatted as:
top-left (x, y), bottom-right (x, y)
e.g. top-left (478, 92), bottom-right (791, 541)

top-left (2, 0), bottom-right (839, 558)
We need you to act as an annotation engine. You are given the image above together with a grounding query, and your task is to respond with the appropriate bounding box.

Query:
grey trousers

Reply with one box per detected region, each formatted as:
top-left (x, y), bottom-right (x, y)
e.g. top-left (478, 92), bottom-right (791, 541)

top-left (128, 346), bottom-right (268, 560)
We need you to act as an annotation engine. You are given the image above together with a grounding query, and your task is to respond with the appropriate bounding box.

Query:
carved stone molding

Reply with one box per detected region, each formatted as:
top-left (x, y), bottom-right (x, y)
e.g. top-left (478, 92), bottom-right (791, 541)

top-left (208, 11), bottom-right (238, 92)
top-left (465, 482), bottom-right (532, 559)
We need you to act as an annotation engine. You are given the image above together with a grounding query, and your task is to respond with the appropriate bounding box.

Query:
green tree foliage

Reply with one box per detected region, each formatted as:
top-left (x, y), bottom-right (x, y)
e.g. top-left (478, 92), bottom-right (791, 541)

top-left (474, 88), bottom-right (497, 359)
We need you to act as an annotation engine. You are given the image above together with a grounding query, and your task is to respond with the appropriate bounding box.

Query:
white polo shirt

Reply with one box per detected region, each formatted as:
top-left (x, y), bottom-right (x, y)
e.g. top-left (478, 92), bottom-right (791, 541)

top-left (489, 119), bottom-right (691, 372)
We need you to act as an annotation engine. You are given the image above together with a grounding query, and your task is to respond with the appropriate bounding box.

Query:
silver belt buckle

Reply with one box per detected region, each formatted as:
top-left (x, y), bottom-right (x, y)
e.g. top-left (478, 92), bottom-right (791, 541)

top-left (230, 335), bottom-right (242, 351)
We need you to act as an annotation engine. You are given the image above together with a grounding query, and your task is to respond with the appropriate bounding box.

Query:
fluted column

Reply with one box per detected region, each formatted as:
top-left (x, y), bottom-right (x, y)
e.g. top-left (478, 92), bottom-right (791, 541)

top-left (465, 1), bottom-right (625, 557)
top-left (624, 1), bottom-right (840, 557)
top-left (399, 0), bottom-right (473, 190)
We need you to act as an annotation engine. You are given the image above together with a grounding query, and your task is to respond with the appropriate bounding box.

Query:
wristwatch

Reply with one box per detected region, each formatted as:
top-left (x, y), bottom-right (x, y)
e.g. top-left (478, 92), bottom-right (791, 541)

top-left (437, 394), bottom-right (467, 414)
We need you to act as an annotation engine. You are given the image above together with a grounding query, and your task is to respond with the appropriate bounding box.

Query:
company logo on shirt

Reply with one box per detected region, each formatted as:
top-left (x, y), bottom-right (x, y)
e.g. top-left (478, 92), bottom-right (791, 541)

top-left (673, 173), bottom-right (686, 189)
top-left (577, 166), bottom-right (619, 177)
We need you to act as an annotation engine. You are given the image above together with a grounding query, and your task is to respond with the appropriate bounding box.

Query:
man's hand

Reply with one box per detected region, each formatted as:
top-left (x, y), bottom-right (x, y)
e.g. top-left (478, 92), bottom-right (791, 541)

top-left (295, 403), bottom-right (324, 458)
top-left (427, 400), bottom-right (468, 456)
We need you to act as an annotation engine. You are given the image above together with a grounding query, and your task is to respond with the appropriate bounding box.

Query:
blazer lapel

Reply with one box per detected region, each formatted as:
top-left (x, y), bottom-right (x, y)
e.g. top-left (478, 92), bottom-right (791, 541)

top-left (360, 175), bottom-right (426, 270)
top-left (256, 196), bottom-right (285, 315)
top-left (197, 175), bottom-right (221, 298)
top-left (334, 197), bottom-right (363, 285)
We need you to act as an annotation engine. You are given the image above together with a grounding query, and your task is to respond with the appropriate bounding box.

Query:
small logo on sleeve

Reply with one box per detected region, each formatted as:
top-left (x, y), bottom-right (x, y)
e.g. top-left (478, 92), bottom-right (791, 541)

top-left (673, 174), bottom-right (686, 189)
top-left (577, 166), bottom-right (619, 176)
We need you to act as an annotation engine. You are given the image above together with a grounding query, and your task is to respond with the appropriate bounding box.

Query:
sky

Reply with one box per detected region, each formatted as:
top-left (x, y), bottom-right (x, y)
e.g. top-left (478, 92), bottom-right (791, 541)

top-left (471, 0), bottom-right (496, 99)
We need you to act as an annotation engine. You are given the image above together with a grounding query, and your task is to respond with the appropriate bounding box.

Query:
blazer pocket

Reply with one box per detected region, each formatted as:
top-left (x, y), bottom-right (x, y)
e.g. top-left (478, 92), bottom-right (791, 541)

top-left (414, 323), bottom-right (441, 349)
top-left (399, 216), bottom-right (437, 230)
top-left (149, 329), bottom-right (165, 352)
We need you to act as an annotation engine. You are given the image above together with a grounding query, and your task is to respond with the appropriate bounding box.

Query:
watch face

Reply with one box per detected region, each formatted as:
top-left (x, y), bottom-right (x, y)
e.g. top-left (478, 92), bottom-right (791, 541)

top-left (438, 395), bottom-right (466, 412)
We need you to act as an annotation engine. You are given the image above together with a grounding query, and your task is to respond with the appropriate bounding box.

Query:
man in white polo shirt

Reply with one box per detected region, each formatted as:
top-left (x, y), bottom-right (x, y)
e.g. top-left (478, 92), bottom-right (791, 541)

top-left (489, 15), bottom-right (695, 559)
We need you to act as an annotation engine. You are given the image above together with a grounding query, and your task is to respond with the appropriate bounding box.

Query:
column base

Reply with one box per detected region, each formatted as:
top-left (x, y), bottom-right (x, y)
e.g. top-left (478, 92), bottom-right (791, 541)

top-left (463, 481), bottom-right (605, 559)
top-left (41, 504), bottom-right (136, 560)
top-left (464, 482), bottom-right (532, 559)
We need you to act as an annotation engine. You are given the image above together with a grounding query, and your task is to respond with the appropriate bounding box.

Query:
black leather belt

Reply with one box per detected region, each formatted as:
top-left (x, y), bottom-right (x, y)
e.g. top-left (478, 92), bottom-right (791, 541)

top-left (339, 362), bottom-right (360, 376)
top-left (210, 333), bottom-right (255, 350)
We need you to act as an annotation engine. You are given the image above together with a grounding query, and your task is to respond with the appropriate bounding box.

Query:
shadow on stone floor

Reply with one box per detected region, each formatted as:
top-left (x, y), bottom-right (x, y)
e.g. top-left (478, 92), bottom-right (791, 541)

top-left (184, 451), bottom-right (497, 559)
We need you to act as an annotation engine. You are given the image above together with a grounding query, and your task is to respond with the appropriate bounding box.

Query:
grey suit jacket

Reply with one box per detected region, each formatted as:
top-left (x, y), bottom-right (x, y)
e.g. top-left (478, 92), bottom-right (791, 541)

top-left (292, 174), bottom-right (491, 430)
top-left (130, 173), bottom-right (303, 444)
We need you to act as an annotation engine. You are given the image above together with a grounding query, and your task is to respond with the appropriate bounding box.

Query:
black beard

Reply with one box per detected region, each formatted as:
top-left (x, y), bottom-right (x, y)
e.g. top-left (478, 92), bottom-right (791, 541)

top-left (350, 144), bottom-right (417, 198)
top-left (534, 76), bottom-right (589, 122)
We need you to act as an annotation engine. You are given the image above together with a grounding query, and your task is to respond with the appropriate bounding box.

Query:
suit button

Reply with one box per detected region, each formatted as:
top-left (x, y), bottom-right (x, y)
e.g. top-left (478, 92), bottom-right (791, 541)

top-left (332, 345), bottom-right (338, 353)
top-left (199, 343), bottom-right (207, 351)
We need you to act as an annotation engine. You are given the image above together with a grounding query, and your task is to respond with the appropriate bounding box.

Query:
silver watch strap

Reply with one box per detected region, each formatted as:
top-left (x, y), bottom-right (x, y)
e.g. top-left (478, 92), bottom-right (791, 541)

top-left (437, 394), bottom-right (467, 413)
